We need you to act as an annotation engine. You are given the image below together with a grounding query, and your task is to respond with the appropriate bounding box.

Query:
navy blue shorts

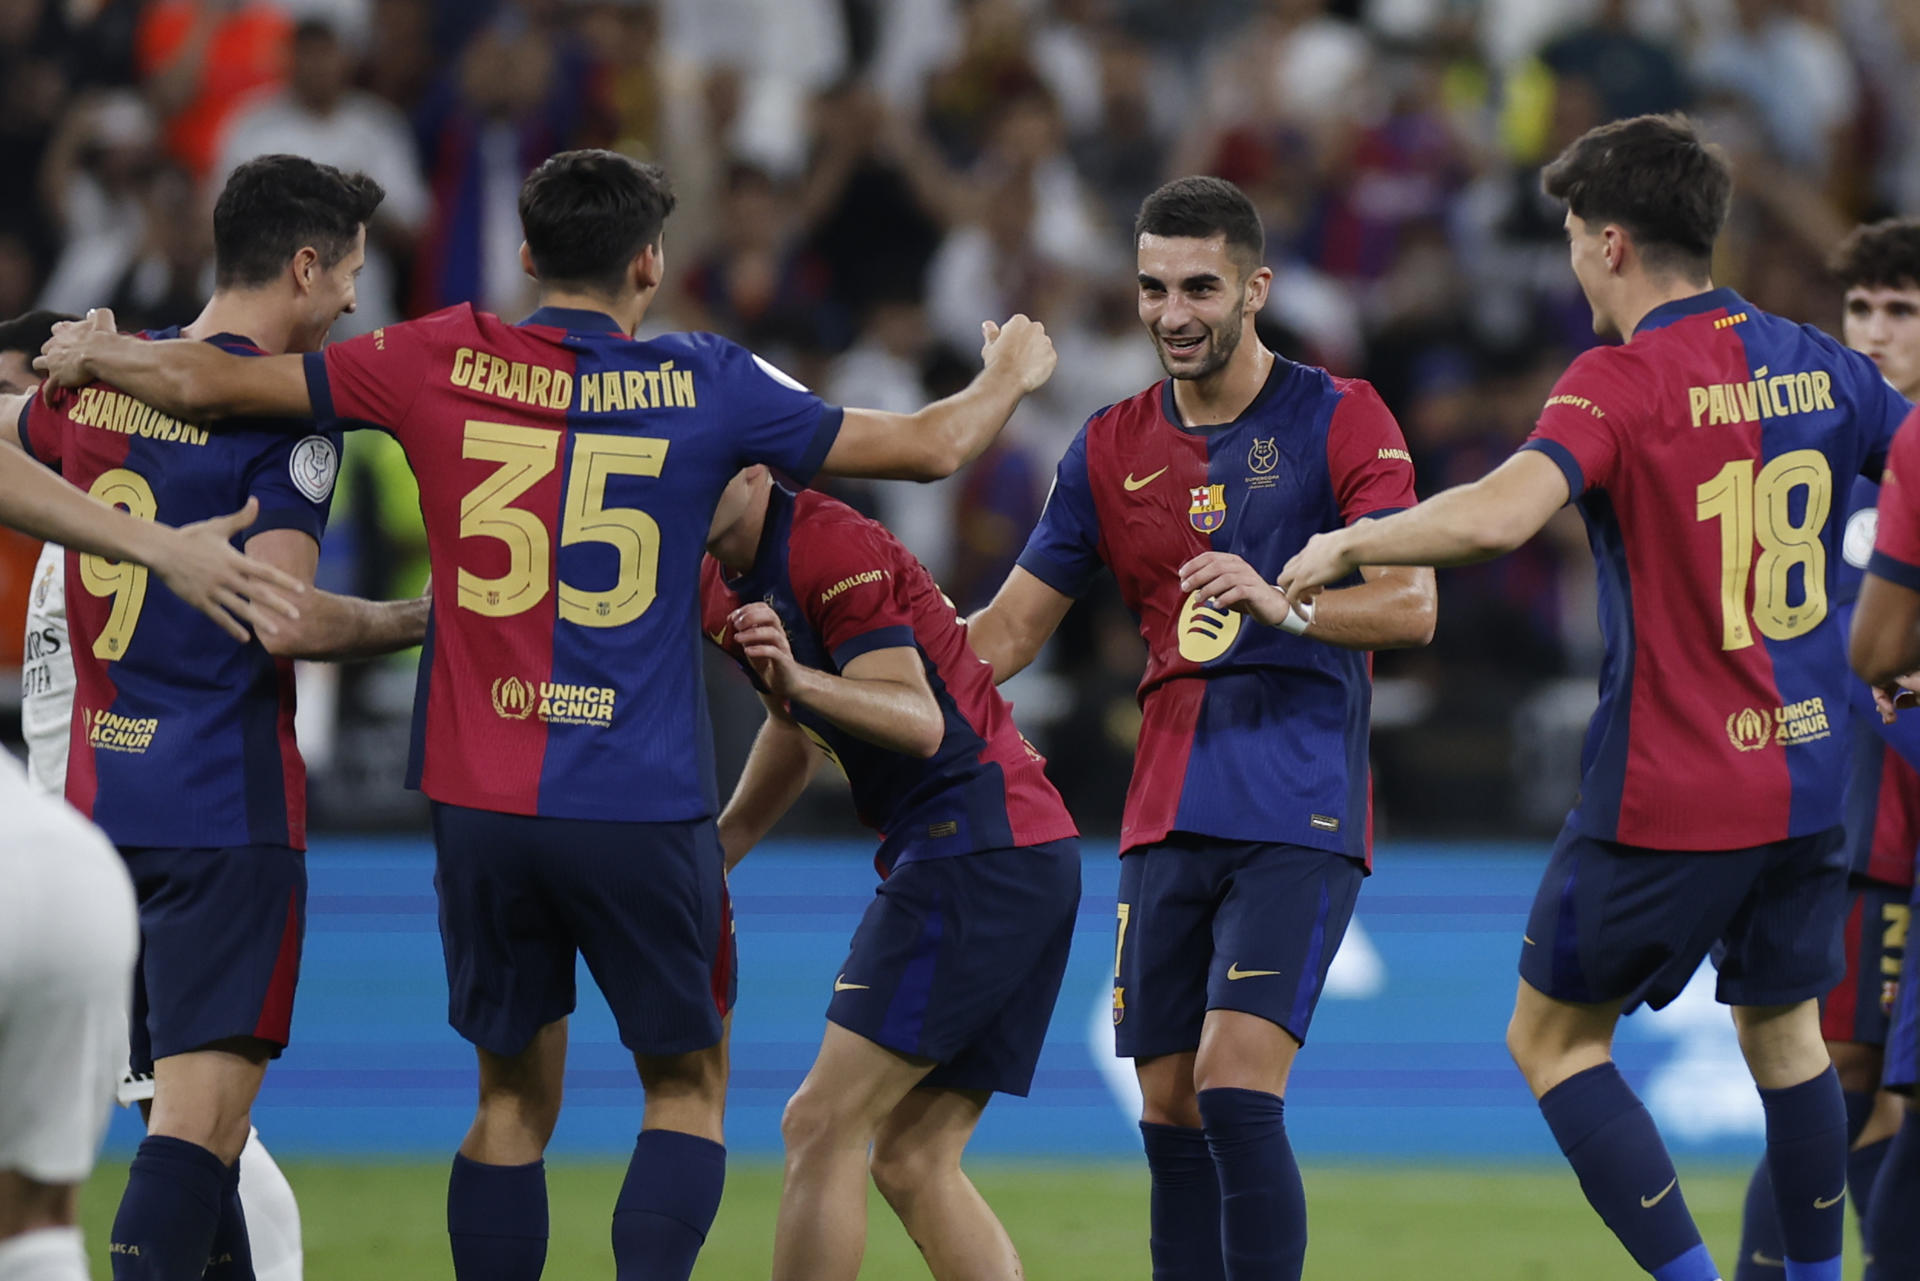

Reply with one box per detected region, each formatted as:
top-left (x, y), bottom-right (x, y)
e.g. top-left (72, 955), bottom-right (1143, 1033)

top-left (827, 839), bottom-right (1080, 1097)
top-left (1520, 822), bottom-right (1848, 1011)
top-left (431, 803), bottom-right (735, 1059)
top-left (1886, 881), bottom-right (1920, 1093)
top-left (1819, 879), bottom-right (1909, 1047)
top-left (124, 844), bottom-right (306, 1074)
top-left (1113, 836), bottom-right (1363, 1058)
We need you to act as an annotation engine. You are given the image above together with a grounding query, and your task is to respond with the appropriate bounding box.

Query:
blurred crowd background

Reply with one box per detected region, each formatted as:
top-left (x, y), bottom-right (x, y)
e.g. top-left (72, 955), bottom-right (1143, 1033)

top-left (0, 0), bottom-right (1914, 839)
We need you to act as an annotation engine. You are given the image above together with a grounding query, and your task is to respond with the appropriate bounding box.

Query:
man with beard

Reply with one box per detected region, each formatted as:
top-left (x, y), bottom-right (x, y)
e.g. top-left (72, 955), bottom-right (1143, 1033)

top-left (965, 175), bottom-right (1436, 1281)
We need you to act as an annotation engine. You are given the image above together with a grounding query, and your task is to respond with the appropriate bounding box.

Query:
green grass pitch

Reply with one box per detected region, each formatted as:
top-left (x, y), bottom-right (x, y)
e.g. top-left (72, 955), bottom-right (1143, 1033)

top-left (79, 1160), bottom-right (1866, 1278)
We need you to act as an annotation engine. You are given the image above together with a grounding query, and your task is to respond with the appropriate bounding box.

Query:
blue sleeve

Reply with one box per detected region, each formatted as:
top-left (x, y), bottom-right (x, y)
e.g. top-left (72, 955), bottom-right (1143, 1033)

top-left (709, 336), bottom-right (843, 484)
top-left (241, 427), bottom-right (343, 544)
top-left (1846, 346), bottom-right (1914, 480)
top-left (1014, 425), bottom-right (1105, 599)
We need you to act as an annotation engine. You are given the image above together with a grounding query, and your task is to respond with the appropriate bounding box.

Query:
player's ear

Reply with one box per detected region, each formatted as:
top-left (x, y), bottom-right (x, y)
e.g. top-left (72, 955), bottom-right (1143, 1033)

top-left (291, 246), bottom-right (321, 297)
top-left (1243, 263), bottom-right (1273, 314)
top-left (519, 242), bottom-right (537, 281)
top-left (633, 240), bottom-right (664, 293)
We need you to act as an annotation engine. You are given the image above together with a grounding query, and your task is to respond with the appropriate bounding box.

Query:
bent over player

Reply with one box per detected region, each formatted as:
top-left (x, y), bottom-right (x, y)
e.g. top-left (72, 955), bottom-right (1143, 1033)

top-left (1737, 217), bottom-right (1920, 1280)
top-left (11, 157), bottom-right (430, 1281)
top-left (39, 148), bottom-right (1057, 1281)
top-left (1283, 114), bottom-right (1915, 1281)
top-left (966, 176), bottom-right (1435, 1281)
top-left (702, 466), bottom-right (1079, 1281)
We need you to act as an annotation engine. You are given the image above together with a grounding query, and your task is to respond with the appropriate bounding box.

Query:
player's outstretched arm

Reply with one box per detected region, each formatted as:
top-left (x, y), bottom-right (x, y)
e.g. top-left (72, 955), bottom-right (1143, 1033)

top-left (244, 529), bottom-right (428, 661)
top-left (820, 316), bottom-right (1056, 481)
top-left (37, 309), bottom-right (313, 421)
top-left (1278, 450), bottom-right (1569, 602)
top-left (0, 443), bottom-right (302, 641)
top-left (965, 568), bottom-right (1074, 684)
top-left (717, 705), bottom-right (823, 871)
top-left (732, 602), bottom-right (945, 757)
top-left (1851, 573), bottom-right (1920, 688)
top-left (1179, 550), bottom-right (1436, 650)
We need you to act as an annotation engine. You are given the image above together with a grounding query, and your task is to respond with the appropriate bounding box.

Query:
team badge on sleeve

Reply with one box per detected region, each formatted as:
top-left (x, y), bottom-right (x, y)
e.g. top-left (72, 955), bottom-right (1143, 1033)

top-left (289, 436), bottom-right (339, 502)
top-left (1189, 484), bottom-right (1227, 533)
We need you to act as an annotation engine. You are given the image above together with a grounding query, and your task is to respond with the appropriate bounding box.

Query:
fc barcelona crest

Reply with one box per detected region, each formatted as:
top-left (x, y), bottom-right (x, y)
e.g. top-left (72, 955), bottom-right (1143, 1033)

top-left (1189, 483), bottom-right (1227, 533)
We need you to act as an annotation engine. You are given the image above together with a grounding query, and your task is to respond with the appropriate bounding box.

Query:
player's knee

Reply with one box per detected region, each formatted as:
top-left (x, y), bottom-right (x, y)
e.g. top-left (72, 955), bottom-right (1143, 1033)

top-left (868, 1135), bottom-right (951, 1205)
top-left (779, 1083), bottom-right (854, 1157)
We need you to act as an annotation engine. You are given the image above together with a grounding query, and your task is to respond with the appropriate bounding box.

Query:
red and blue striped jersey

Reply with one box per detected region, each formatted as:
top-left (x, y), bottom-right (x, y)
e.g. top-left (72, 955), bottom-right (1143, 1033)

top-left (1016, 357), bottom-right (1417, 863)
top-left (303, 304), bottom-right (842, 821)
top-left (700, 487), bottom-right (1077, 875)
top-left (17, 331), bottom-right (339, 849)
top-left (1522, 289), bottom-right (1912, 850)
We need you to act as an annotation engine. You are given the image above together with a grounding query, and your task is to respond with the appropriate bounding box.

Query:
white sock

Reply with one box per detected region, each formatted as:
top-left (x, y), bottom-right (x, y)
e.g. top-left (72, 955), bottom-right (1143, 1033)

top-left (239, 1128), bottom-right (303, 1281)
top-left (0, 1227), bottom-right (86, 1281)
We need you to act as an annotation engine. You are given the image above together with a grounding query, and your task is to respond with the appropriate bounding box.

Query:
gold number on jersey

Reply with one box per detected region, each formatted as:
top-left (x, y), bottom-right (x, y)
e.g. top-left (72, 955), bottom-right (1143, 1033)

top-left (1695, 449), bottom-right (1831, 651)
top-left (1115, 901), bottom-right (1131, 978)
top-left (558, 433), bottom-right (667, 628)
top-left (456, 420), bottom-right (669, 628)
top-left (77, 468), bottom-right (157, 659)
top-left (1885, 903), bottom-right (1910, 977)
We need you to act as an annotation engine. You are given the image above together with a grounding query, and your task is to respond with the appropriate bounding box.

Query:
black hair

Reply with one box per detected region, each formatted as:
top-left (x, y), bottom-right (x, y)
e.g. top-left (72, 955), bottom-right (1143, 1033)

top-left (1134, 176), bottom-right (1264, 271)
top-left (1541, 113), bottom-right (1732, 278)
top-left (212, 155), bottom-right (385, 289)
top-left (519, 149), bottom-right (677, 295)
top-left (1830, 218), bottom-right (1920, 293)
top-left (0, 310), bottom-right (79, 357)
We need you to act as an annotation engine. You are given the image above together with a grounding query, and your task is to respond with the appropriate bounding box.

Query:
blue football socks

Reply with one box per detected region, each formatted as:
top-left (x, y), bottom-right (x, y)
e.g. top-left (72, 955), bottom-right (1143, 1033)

top-left (1537, 1064), bottom-right (1718, 1281)
top-left (1736, 1157), bottom-right (1787, 1279)
top-left (1140, 1121), bottom-right (1225, 1281)
top-left (1197, 1088), bottom-right (1306, 1281)
top-left (1758, 1068), bottom-right (1847, 1281)
top-left (204, 1153), bottom-right (255, 1280)
top-left (109, 1135), bottom-right (229, 1280)
top-left (447, 1153), bottom-right (548, 1281)
top-left (610, 1129), bottom-right (725, 1281)
top-left (1864, 1109), bottom-right (1920, 1281)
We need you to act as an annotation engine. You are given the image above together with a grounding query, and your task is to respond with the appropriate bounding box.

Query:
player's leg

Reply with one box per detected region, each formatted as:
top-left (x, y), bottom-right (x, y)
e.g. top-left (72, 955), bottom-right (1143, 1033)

top-left (618, 1035), bottom-right (729, 1281)
top-left (112, 844), bottom-right (304, 1281)
top-left (1117, 844), bottom-right (1222, 1281)
top-left (1190, 842), bottom-right (1361, 1281)
top-left (869, 1088), bottom-right (1013, 1281)
top-left (447, 1020), bottom-right (568, 1281)
top-left (1722, 830), bottom-right (1854, 1281)
top-left (771, 1025), bottom-right (935, 1281)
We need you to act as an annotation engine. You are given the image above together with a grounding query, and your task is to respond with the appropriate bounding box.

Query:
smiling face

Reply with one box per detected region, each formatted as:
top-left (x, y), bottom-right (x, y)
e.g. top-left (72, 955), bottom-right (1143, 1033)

top-left (289, 226), bottom-right (366, 352)
top-left (1843, 283), bottom-right (1920, 400)
top-left (1136, 232), bottom-right (1268, 381)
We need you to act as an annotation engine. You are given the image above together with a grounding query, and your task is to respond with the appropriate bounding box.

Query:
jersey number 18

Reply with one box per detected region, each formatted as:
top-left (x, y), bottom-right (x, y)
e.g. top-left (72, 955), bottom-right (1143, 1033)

top-left (1695, 449), bottom-right (1831, 650)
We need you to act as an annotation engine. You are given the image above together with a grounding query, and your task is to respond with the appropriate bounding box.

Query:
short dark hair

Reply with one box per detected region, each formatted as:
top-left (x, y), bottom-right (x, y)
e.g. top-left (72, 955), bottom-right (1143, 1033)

top-left (519, 150), bottom-right (677, 295)
top-left (1830, 218), bottom-right (1920, 293)
top-left (0, 310), bottom-right (79, 358)
top-left (1541, 113), bottom-right (1732, 277)
top-left (212, 155), bottom-right (384, 289)
top-left (1134, 176), bottom-right (1264, 272)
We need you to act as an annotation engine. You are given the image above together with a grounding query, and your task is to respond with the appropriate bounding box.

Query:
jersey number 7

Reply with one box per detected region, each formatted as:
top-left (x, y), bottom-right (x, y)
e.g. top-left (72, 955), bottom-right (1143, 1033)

top-left (1696, 449), bottom-right (1831, 651)
top-left (458, 419), bottom-right (668, 628)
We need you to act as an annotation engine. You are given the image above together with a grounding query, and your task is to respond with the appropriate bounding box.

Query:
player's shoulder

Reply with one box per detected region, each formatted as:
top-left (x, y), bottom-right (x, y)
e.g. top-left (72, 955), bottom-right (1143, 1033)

top-left (1080, 381), bottom-right (1166, 451)
top-left (380, 302), bottom-right (487, 349)
top-left (1320, 369), bottom-right (1395, 420)
top-left (790, 488), bottom-right (895, 553)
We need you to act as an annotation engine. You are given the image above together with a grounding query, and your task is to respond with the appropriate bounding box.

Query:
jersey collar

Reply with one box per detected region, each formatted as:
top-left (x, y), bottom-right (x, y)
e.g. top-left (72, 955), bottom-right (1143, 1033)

top-left (520, 306), bottom-right (626, 335)
top-left (1632, 287), bottom-right (1747, 336)
top-left (723, 483), bottom-right (797, 596)
top-left (1159, 352), bottom-right (1291, 434)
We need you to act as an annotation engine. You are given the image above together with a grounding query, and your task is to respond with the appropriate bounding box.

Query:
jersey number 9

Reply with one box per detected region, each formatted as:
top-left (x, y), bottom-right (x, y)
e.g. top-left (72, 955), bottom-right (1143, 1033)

top-left (1695, 449), bottom-right (1831, 651)
top-left (457, 420), bottom-right (668, 628)
top-left (78, 468), bottom-right (157, 659)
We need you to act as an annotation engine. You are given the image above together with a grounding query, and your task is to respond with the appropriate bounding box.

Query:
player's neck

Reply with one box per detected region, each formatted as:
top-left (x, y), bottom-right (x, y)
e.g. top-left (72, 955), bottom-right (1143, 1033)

top-left (184, 292), bottom-right (298, 355)
top-left (1170, 338), bottom-right (1274, 427)
top-left (1617, 274), bottom-right (1716, 342)
top-left (537, 287), bottom-right (649, 336)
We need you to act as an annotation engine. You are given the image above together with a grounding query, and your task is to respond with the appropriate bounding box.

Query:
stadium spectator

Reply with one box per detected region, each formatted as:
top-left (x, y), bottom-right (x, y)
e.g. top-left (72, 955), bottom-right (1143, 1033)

top-left (135, 0), bottom-right (291, 179)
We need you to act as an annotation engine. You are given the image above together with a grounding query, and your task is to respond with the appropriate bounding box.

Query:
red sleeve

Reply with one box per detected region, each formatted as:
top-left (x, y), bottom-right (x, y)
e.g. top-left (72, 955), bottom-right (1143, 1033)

top-left (1870, 407), bottom-right (1920, 590)
top-left (794, 522), bottom-right (919, 669)
top-left (1520, 348), bottom-right (1630, 499)
top-left (303, 319), bottom-right (437, 442)
top-left (18, 389), bottom-right (70, 470)
top-left (1325, 378), bottom-right (1418, 523)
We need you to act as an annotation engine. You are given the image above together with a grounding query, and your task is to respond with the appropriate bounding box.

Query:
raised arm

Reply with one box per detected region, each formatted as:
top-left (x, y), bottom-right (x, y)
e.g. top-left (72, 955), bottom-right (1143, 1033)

top-left (820, 316), bottom-right (1056, 482)
top-left (38, 311), bottom-right (314, 420)
top-left (965, 567), bottom-right (1075, 683)
top-left (244, 528), bottom-right (429, 661)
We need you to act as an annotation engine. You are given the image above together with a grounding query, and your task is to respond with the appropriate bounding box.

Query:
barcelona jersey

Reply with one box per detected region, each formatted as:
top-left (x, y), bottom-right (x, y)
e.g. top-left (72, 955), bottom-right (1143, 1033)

top-left (1015, 357), bottom-right (1418, 863)
top-left (303, 305), bottom-right (843, 821)
top-left (17, 331), bottom-right (340, 849)
top-left (701, 486), bottom-right (1077, 875)
top-left (1522, 289), bottom-right (1912, 850)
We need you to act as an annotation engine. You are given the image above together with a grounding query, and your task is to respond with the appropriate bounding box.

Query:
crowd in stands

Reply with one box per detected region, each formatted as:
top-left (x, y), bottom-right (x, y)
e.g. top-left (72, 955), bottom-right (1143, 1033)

top-left (1, 0), bottom-right (1914, 835)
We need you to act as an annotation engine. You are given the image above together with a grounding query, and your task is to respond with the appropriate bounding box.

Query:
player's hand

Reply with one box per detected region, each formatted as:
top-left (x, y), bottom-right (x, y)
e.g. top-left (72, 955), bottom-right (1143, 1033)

top-left (1178, 551), bottom-right (1298, 628)
top-left (152, 498), bottom-right (306, 643)
top-left (35, 308), bottom-right (118, 390)
top-left (732, 601), bottom-right (807, 701)
top-left (981, 315), bottom-right (1056, 395)
top-left (1872, 674), bottom-right (1920, 723)
top-left (1277, 529), bottom-right (1360, 606)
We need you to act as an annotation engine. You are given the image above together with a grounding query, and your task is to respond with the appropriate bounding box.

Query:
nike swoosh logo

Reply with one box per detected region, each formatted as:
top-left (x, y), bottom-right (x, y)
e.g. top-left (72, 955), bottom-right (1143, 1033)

top-left (1748, 1250), bottom-right (1785, 1269)
top-left (1124, 467), bottom-right (1169, 491)
top-left (833, 975), bottom-right (869, 992)
top-left (1813, 1191), bottom-right (1844, 1209)
top-left (1522, 936), bottom-right (1537, 945)
top-left (1226, 963), bottom-right (1280, 980)
top-left (707, 628), bottom-right (726, 646)
top-left (1640, 1178), bottom-right (1677, 1209)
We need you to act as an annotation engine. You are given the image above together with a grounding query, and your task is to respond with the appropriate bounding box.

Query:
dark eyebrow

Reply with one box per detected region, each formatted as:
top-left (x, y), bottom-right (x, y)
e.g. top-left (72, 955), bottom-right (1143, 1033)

top-left (1181, 274), bottom-right (1223, 291)
top-left (1137, 273), bottom-right (1165, 290)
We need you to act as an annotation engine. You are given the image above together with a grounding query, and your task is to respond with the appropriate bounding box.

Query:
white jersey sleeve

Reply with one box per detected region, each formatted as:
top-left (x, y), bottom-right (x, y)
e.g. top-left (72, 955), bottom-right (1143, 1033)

top-left (21, 542), bottom-right (73, 798)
